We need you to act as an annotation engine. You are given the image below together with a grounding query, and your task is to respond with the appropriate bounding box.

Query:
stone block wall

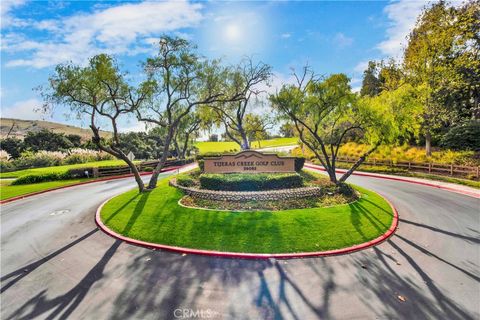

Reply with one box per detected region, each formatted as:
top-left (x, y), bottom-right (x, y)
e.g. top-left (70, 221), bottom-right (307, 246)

top-left (169, 178), bottom-right (323, 201)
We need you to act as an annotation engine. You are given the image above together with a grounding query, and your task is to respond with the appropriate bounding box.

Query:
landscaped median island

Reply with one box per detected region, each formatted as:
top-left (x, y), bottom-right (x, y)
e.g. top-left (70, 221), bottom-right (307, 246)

top-left (99, 153), bottom-right (396, 255)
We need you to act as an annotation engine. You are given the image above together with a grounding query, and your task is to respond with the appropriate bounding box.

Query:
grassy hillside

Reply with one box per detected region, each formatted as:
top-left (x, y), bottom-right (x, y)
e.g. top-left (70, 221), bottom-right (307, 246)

top-left (195, 137), bottom-right (298, 154)
top-left (0, 118), bottom-right (111, 140)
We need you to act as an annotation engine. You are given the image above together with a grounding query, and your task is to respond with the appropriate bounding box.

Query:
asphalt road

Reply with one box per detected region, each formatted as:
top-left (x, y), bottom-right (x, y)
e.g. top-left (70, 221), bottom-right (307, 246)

top-left (1, 169), bottom-right (479, 320)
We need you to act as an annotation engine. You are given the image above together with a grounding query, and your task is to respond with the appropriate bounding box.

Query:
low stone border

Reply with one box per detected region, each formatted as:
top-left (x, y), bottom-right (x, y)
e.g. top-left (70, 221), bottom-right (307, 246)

top-left (169, 178), bottom-right (323, 201)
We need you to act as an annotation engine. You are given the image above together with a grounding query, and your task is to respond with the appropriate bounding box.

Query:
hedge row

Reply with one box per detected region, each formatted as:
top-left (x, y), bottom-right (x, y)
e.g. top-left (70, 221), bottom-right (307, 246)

top-left (199, 173), bottom-right (303, 191)
top-left (11, 172), bottom-right (72, 185)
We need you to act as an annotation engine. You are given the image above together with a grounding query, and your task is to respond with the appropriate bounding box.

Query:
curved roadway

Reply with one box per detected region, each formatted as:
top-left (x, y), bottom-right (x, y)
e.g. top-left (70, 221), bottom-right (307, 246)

top-left (1, 169), bottom-right (479, 320)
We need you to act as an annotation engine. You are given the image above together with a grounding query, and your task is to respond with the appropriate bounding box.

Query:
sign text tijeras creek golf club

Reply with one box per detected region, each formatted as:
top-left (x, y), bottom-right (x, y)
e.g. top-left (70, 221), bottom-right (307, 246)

top-left (203, 151), bottom-right (295, 173)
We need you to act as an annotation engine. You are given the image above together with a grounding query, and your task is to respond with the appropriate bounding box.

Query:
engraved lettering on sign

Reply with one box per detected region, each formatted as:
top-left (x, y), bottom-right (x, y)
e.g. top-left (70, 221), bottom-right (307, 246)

top-left (203, 151), bottom-right (295, 173)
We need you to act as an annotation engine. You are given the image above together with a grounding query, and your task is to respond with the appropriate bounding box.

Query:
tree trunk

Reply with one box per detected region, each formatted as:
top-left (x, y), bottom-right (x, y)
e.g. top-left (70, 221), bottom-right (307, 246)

top-left (181, 137), bottom-right (189, 159)
top-left (173, 137), bottom-right (181, 159)
top-left (96, 143), bottom-right (145, 193)
top-left (425, 131), bottom-right (432, 157)
top-left (122, 155), bottom-right (145, 193)
top-left (240, 132), bottom-right (249, 150)
top-left (148, 128), bottom-right (174, 189)
top-left (338, 144), bottom-right (379, 183)
top-left (326, 167), bottom-right (337, 184)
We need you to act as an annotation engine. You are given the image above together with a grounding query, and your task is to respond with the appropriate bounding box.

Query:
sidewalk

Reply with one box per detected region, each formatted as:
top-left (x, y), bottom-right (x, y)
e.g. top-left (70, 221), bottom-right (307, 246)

top-left (304, 163), bottom-right (480, 199)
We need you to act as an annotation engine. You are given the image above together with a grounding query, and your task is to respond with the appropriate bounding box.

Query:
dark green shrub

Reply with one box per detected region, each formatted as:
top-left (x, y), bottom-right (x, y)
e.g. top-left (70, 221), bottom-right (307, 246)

top-left (197, 160), bottom-right (205, 172)
top-left (336, 183), bottom-right (355, 197)
top-left (0, 160), bottom-right (16, 172)
top-left (441, 121), bottom-right (480, 151)
top-left (12, 172), bottom-right (71, 185)
top-left (294, 157), bottom-right (305, 171)
top-left (199, 173), bottom-right (303, 191)
top-left (0, 137), bottom-right (25, 158)
top-left (177, 175), bottom-right (196, 187)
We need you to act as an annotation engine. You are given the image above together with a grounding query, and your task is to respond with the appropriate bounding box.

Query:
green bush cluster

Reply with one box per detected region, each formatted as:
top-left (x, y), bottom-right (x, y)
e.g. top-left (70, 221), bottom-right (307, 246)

top-left (199, 173), bottom-right (303, 191)
top-left (12, 172), bottom-right (71, 185)
top-left (441, 121), bottom-right (480, 151)
top-left (294, 157), bottom-right (305, 171)
top-left (176, 175), bottom-right (197, 187)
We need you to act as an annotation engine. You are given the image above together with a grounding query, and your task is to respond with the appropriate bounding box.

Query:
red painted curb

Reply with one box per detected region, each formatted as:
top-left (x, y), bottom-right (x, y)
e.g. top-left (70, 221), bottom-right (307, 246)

top-left (95, 190), bottom-right (399, 259)
top-left (0, 166), bottom-right (183, 205)
top-left (304, 163), bottom-right (480, 199)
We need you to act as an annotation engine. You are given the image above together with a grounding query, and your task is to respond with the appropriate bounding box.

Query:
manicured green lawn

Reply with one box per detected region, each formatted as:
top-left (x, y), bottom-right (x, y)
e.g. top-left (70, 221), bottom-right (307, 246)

top-left (195, 137), bottom-right (298, 154)
top-left (100, 177), bottom-right (394, 253)
top-left (0, 178), bottom-right (92, 200)
top-left (0, 160), bottom-right (134, 179)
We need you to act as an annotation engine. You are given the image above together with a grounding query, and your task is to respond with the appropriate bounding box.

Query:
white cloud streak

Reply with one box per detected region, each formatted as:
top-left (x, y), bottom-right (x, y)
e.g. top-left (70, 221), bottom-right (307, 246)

top-left (377, 0), bottom-right (426, 58)
top-left (0, 98), bottom-right (46, 120)
top-left (3, 1), bottom-right (203, 68)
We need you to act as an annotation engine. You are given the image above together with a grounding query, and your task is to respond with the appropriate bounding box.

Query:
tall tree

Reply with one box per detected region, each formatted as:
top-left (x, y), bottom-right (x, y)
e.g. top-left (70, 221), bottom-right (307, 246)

top-left (360, 61), bottom-right (382, 97)
top-left (173, 113), bottom-right (201, 159)
top-left (203, 58), bottom-right (272, 150)
top-left (43, 54), bottom-right (152, 192)
top-left (270, 67), bottom-right (418, 185)
top-left (279, 122), bottom-right (295, 138)
top-left (244, 113), bottom-right (272, 148)
top-left (136, 36), bottom-right (245, 189)
top-left (403, 1), bottom-right (480, 155)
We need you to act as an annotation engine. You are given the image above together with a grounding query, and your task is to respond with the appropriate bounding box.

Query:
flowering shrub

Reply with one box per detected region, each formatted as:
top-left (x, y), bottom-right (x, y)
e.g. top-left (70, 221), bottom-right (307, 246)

top-left (64, 148), bottom-right (114, 164)
top-left (0, 150), bottom-right (11, 161)
top-left (0, 151), bottom-right (14, 172)
top-left (13, 150), bottom-right (66, 168)
top-left (292, 143), bottom-right (479, 166)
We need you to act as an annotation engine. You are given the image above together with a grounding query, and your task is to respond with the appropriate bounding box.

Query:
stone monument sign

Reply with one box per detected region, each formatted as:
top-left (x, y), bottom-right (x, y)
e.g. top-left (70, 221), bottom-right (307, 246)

top-left (203, 150), bottom-right (295, 173)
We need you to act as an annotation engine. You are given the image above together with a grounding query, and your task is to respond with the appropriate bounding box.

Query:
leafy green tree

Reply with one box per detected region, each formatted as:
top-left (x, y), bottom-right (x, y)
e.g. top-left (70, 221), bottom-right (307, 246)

top-left (173, 113), bottom-right (201, 159)
top-left (360, 61), bottom-right (382, 97)
top-left (118, 131), bottom-right (157, 160)
top-left (137, 37), bottom-right (259, 189)
top-left (43, 54), bottom-right (152, 192)
top-left (66, 134), bottom-right (83, 147)
top-left (279, 122), bottom-right (295, 138)
top-left (403, 1), bottom-right (479, 155)
top-left (436, 1), bottom-right (480, 122)
top-left (208, 134), bottom-right (219, 142)
top-left (23, 129), bottom-right (74, 152)
top-left (244, 113), bottom-right (272, 148)
top-left (270, 68), bottom-right (418, 184)
top-left (440, 121), bottom-right (480, 151)
top-left (0, 137), bottom-right (25, 158)
top-left (201, 58), bottom-right (272, 150)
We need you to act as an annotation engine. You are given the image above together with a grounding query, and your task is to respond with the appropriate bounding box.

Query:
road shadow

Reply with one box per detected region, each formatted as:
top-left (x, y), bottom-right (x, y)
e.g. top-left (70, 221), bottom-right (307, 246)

top-left (352, 236), bottom-right (478, 320)
top-left (6, 240), bottom-right (121, 320)
top-left (0, 229), bottom-right (98, 294)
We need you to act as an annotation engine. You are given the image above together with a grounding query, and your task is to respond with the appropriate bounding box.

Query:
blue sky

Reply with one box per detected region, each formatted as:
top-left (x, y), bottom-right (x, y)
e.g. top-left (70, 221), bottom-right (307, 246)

top-left (1, 0), bottom-right (428, 131)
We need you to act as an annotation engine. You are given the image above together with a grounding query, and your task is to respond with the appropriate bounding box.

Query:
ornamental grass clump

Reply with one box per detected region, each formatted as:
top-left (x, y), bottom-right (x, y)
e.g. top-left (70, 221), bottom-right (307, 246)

top-left (64, 148), bottom-right (114, 164)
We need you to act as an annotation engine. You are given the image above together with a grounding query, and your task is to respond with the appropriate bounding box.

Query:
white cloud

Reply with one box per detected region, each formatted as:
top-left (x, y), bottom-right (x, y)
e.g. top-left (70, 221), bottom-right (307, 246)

top-left (281, 33), bottom-right (291, 39)
top-left (0, 98), bottom-right (47, 120)
top-left (333, 32), bottom-right (353, 48)
top-left (377, 0), bottom-right (426, 58)
top-left (354, 61), bottom-right (369, 73)
top-left (3, 0), bottom-right (203, 68)
top-left (1, 0), bottom-right (27, 28)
